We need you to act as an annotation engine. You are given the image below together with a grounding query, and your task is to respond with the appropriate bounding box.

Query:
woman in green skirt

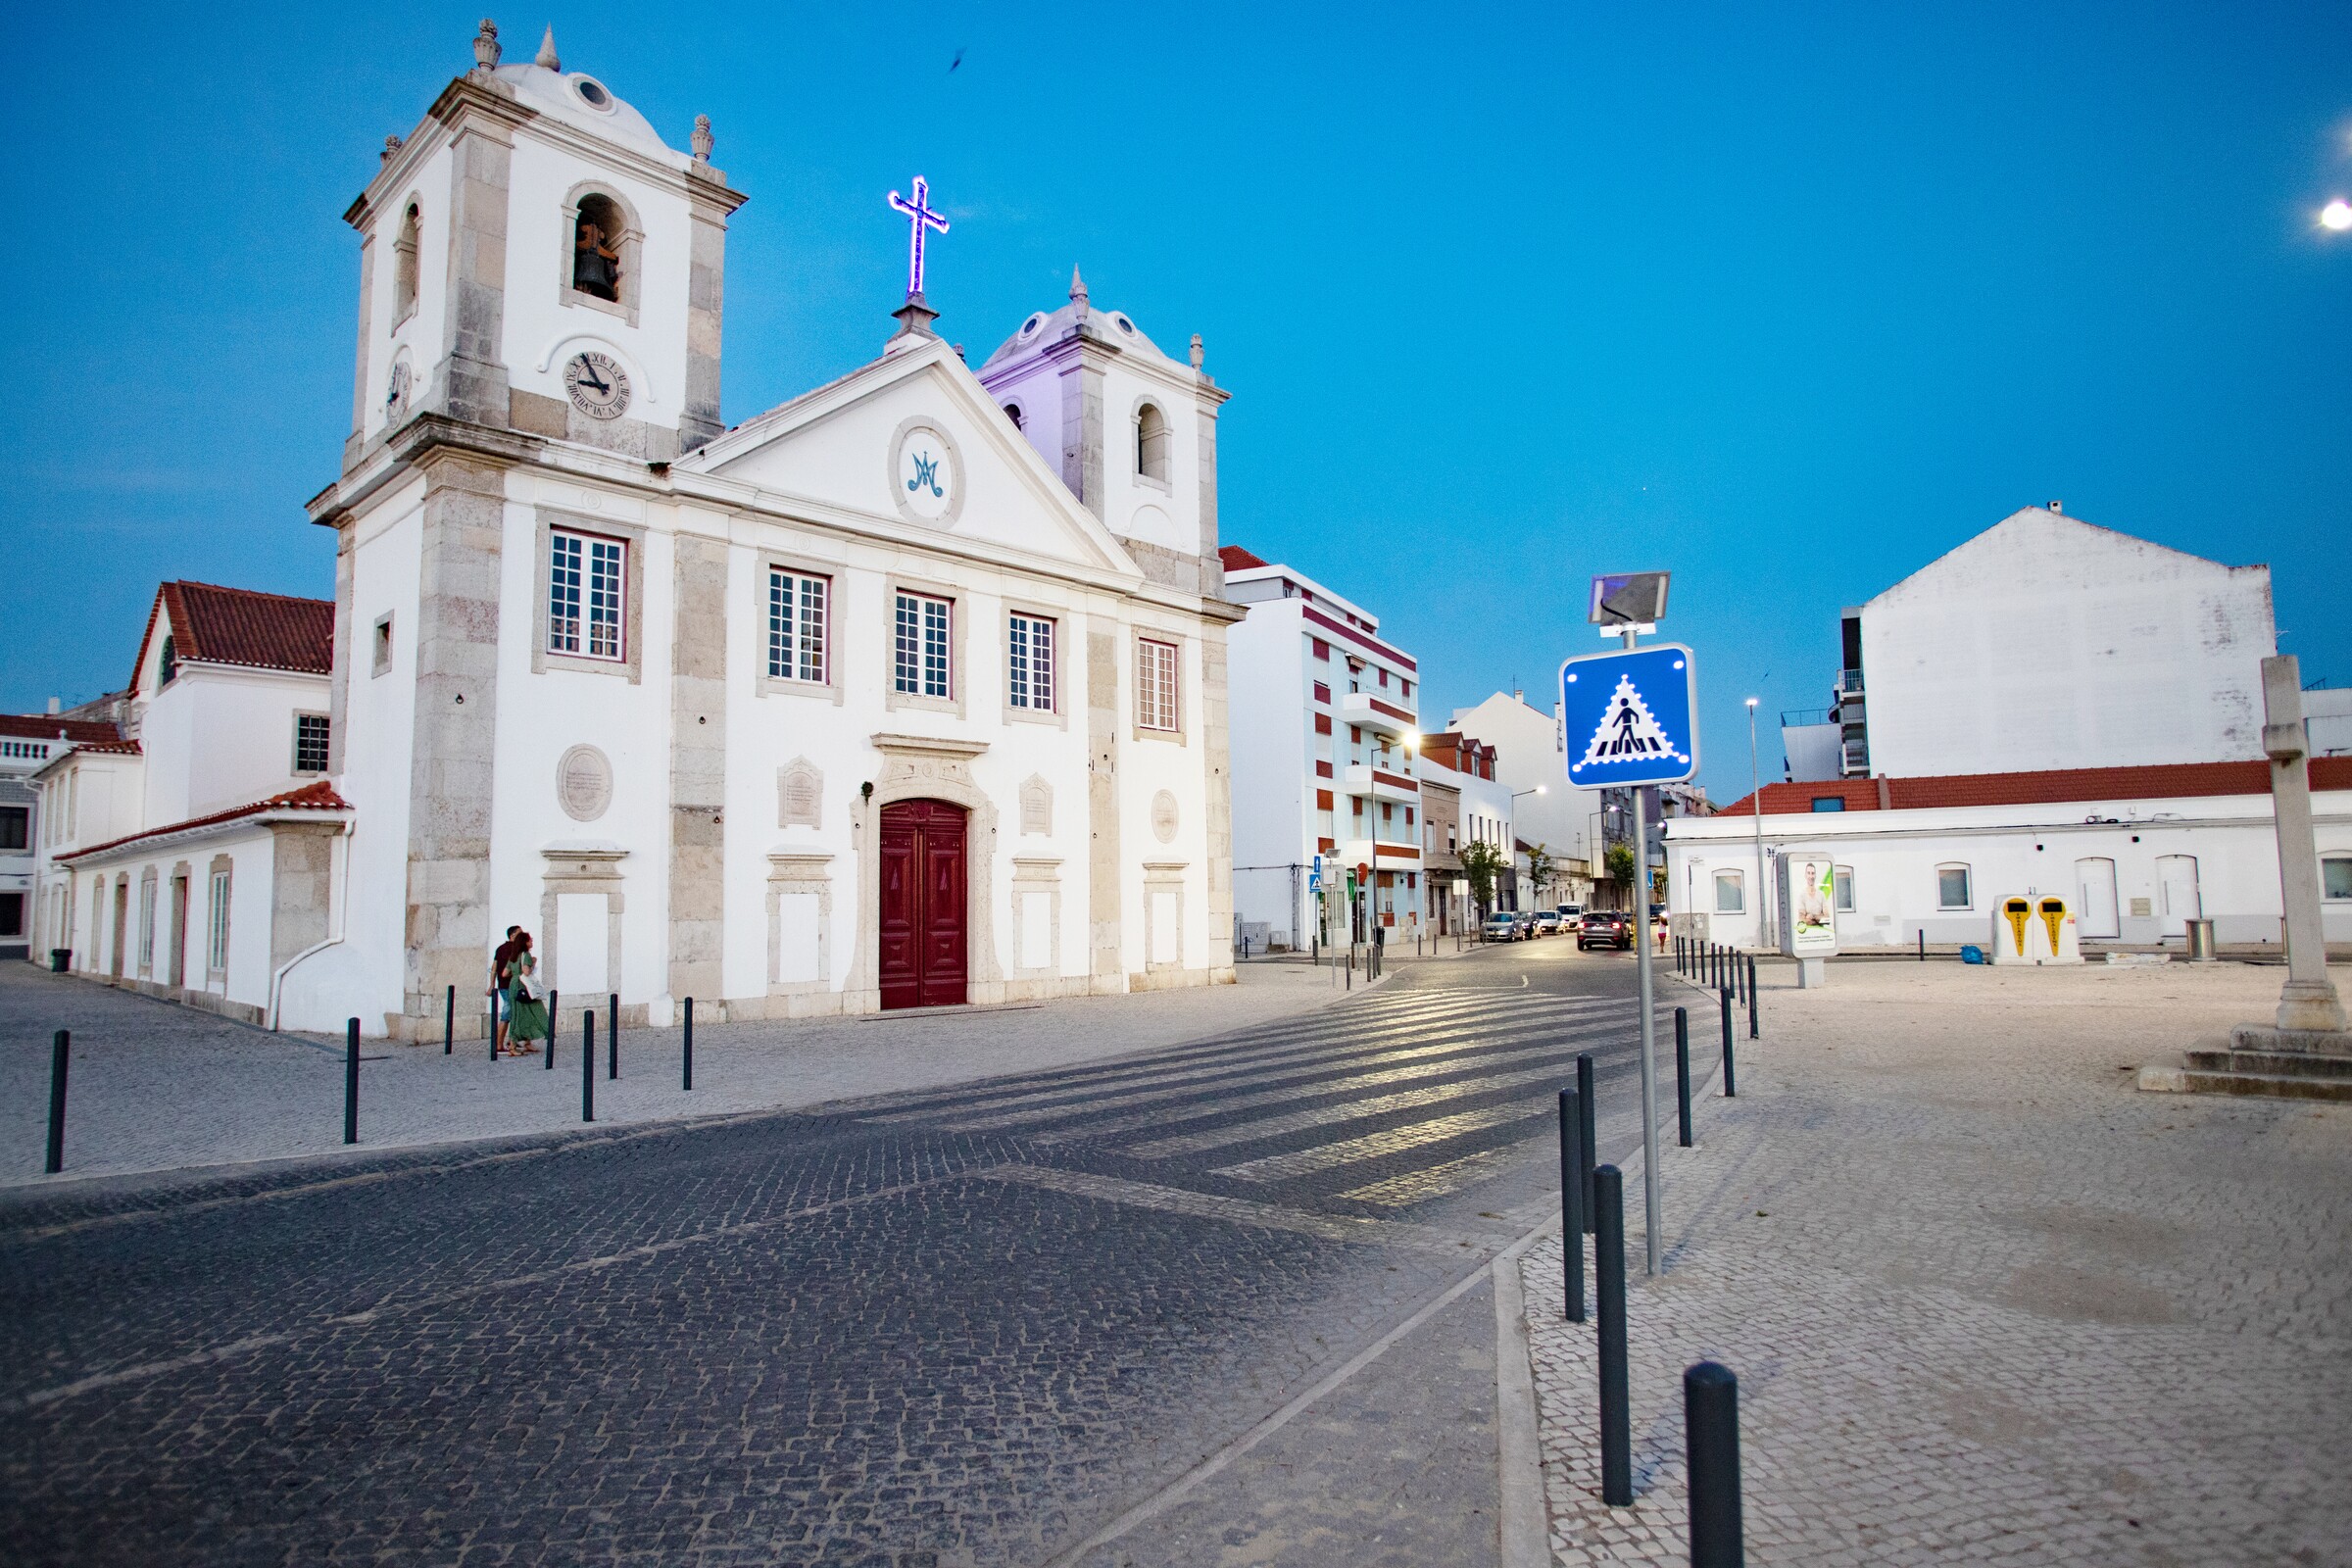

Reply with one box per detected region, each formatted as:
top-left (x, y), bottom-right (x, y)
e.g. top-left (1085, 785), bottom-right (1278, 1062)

top-left (504, 931), bottom-right (550, 1053)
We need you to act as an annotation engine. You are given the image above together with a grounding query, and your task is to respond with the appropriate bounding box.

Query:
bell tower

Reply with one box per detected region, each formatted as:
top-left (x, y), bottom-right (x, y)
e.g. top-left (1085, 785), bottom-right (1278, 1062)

top-left (340, 20), bottom-right (747, 469)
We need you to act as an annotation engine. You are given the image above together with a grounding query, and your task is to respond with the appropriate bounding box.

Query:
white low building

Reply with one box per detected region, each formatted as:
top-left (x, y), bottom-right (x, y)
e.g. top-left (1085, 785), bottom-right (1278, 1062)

top-left (1671, 761), bottom-right (2352, 952)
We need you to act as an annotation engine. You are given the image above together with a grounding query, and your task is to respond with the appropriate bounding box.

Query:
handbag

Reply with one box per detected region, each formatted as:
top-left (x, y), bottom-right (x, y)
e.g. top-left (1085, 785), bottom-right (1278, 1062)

top-left (516, 966), bottom-right (544, 1003)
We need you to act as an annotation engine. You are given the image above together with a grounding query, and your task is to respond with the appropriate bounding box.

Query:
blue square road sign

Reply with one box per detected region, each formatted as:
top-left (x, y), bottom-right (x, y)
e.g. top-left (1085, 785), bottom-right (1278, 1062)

top-left (1559, 644), bottom-right (1699, 789)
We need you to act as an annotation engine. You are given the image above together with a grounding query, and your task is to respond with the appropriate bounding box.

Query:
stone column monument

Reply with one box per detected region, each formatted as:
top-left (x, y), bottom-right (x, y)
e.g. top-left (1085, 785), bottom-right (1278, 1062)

top-left (2231, 655), bottom-right (2349, 1053)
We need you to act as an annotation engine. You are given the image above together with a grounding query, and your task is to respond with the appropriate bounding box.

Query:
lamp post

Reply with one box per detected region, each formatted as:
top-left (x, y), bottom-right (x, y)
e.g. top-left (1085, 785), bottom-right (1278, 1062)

top-left (1747, 698), bottom-right (1769, 948)
top-left (1510, 786), bottom-right (1545, 910)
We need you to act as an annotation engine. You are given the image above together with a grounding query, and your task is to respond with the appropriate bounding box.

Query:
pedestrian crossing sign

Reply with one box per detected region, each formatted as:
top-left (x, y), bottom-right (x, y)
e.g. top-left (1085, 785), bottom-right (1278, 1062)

top-left (1558, 644), bottom-right (1698, 787)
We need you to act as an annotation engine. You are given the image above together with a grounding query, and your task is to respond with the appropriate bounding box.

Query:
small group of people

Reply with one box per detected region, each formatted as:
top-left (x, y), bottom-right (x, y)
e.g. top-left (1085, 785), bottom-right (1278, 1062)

top-left (491, 925), bottom-right (551, 1055)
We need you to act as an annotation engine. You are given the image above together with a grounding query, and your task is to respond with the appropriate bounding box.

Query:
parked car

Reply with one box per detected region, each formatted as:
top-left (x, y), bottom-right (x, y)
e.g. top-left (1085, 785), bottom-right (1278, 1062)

top-left (1557, 905), bottom-right (1585, 923)
top-left (1513, 910), bottom-right (1540, 939)
top-left (1578, 909), bottom-right (1633, 951)
top-left (1532, 910), bottom-right (1564, 936)
top-left (1481, 910), bottom-right (1522, 943)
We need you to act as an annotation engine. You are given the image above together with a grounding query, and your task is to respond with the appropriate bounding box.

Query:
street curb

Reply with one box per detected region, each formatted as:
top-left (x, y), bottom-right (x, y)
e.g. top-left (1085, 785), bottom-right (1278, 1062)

top-left (1494, 1221), bottom-right (1551, 1568)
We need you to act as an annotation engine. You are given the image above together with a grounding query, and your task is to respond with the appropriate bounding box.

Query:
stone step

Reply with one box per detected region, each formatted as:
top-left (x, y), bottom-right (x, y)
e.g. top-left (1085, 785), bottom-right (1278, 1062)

top-left (2174, 1068), bottom-right (2352, 1102)
top-left (2183, 1049), bottom-right (2352, 1080)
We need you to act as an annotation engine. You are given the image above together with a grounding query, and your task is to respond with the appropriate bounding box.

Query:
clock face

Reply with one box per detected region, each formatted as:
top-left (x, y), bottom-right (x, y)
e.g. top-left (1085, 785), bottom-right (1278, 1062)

top-left (894, 425), bottom-right (957, 524)
top-left (385, 357), bottom-right (411, 416)
top-left (564, 351), bottom-right (632, 420)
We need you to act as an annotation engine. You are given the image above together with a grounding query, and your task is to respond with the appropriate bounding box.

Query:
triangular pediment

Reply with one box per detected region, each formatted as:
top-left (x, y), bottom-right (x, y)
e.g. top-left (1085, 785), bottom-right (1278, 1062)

top-left (684, 339), bottom-right (1138, 576)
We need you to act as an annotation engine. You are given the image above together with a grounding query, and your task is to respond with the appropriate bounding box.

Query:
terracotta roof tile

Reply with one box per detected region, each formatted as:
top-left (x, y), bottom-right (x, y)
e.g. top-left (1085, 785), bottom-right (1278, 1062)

top-left (60, 779), bottom-right (350, 862)
top-left (0, 714), bottom-right (122, 744)
top-left (1218, 545), bottom-right (1269, 571)
top-left (1715, 759), bottom-right (2352, 817)
top-left (131, 581), bottom-right (334, 690)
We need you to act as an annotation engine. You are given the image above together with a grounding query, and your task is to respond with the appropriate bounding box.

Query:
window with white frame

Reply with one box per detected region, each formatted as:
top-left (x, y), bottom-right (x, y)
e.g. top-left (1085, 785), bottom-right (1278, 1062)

top-left (766, 568), bottom-right (830, 684)
top-left (1008, 612), bottom-right (1055, 710)
top-left (1136, 638), bottom-right (1180, 731)
top-left (894, 592), bottom-right (952, 698)
top-left (2324, 856), bottom-right (2352, 901)
top-left (1714, 869), bottom-right (1745, 913)
top-left (293, 714), bottom-right (330, 774)
top-left (207, 869), bottom-right (231, 974)
top-left (549, 530), bottom-right (626, 661)
top-left (1834, 866), bottom-right (1855, 912)
top-left (1936, 863), bottom-right (1973, 910)
top-left (138, 878), bottom-right (156, 968)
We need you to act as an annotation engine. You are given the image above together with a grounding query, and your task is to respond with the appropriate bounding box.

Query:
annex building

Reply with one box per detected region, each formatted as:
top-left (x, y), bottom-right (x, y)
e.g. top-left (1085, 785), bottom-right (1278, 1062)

top-left (38, 23), bottom-right (1241, 1035)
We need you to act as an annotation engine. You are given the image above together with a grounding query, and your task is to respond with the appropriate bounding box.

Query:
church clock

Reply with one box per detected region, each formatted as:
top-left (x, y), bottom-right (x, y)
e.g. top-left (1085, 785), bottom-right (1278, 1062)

top-left (564, 351), bottom-right (632, 420)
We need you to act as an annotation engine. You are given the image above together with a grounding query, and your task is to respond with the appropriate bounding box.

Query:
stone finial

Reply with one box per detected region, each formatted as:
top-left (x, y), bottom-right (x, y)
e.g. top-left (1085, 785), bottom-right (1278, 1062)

top-left (1189, 333), bottom-right (1204, 370)
top-left (1068, 266), bottom-right (1088, 307)
top-left (535, 24), bottom-right (560, 71)
top-left (473, 19), bottom-right (501, 70)
top-left (382, 133), bottom-right (405, 164)
top-left (692, 115), bottom-right (714, 162)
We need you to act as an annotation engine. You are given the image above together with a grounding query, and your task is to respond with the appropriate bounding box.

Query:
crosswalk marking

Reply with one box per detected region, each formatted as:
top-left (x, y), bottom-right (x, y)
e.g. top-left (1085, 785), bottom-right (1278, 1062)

top-left (981, 1164), bottom-right (1490, 1256)
top-left (1211, 1101), bottom-right (1551, 1184)
top-left (1334, 1143), bottom-right (1540, 1207)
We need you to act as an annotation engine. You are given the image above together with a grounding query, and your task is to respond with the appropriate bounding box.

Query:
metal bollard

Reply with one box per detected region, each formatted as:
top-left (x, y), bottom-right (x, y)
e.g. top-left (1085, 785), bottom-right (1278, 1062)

top-left (1558, 1088), bottom-right (1586, 1323)
top-left (45, 1030), bottom-right (69, 1174)
top-left (489, 986), bottom-right (498, 1061)
top-left (1576, 1053), bottom-right (1597, 1235)
top-left (1918, 927), bottom-right (1926, 961)
top-left (1595, 1164), bottom-right (1633, 1506)
top-left (444, 984), bottom-right (455, 1054)
top-left (343, 1018), bottom-right (361, 1145)
top-left (609, 993), bottom-right (619, 1081)
top-left (582, 1010), bottom-right (596, 1122)
top-left (1721, 987), bottom-right (1738, 1098)
top-left (546, 990), bottom-right (559, 1069)
top-left (1675, 1006), bottom-right (1692, 1148)
top-left (682, 997), bottom-right (694, 1092)
top-left (1685, 1360), bottom-right (1744, 1567)
top-left (1747, 956), bottom-right (1759, 1040)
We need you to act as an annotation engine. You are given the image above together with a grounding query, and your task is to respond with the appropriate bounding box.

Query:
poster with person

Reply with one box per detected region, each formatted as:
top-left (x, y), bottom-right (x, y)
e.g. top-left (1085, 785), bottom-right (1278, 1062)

top-left (1777, 851), bottom-right (1838, 957)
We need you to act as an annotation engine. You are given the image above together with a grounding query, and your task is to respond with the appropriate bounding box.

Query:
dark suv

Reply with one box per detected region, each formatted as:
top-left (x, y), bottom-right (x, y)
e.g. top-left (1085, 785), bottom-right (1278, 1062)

top-left (1577, 909), bottom-right (1633, 951)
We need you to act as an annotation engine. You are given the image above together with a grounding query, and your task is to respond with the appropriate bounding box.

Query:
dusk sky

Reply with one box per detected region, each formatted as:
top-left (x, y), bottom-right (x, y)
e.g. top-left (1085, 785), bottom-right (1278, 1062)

top-left (7, 1), bottom-right (2347, 801)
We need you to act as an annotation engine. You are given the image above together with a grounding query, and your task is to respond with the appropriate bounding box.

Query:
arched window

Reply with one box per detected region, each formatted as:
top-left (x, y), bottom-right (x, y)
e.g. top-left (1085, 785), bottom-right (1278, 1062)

top-left (1004, 403), bottom-right (1023, 431)
top-left (158, 634), bottom-right (177, 688)
top-left (1135, 401), bottom-right (1169, 483)
top-left (572, 193), bottom-right (624, 302)
top-left (392, 203), bottom-right (420, 325)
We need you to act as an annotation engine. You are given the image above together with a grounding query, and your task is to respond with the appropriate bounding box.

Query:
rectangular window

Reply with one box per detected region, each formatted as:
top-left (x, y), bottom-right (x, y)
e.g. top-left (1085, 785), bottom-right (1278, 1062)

top-left (1311, 637), bottom-right (1330, 662)
top-left (894, 592), bottom-right (952, 697)
top-left (1714, 870), bottom-right (1745, 913)
top-left (1811, 797), bottom-right (1846, 812)
top-left (1834, 866), bottom-right (1855, 912)
top-left (1937, 865), bottom-right (1973, 910)
top-left (1137, 638), bottom-right (1180, 731)
top-left (0, 892), bottom-right (21, 940)
top-left (1314, 713), bottom-right (1333, 736)
top-left (292, 714), bottom-right (330, 774)
top-left (1312, 681), bottom-right (1330, 705)
top-left (207, 870), bottom-right (231, 974)
top-left (1008, 612), bottom-right (1056, 710)
top-left (371, 613), bottom-right (393, 676)
top-left (549, 530), bottom-right (626, 661)
top-left (2324, 857), bottom-right (2352, 901)
top-left (1401, 678), bottom-right (1412, 700)
top-left (138, 880), bottom-right (155, 967)
top-left (1316, 789), bottom-right (1335, 810)
top-left (766, 569), bottom-right (830, 684)
top-left (1378, 667), bottom-right (1389, 688)
top-left (0, 805), bottom-right (24, 851)
top-left (1315, 760), bottom-right (1333, 777)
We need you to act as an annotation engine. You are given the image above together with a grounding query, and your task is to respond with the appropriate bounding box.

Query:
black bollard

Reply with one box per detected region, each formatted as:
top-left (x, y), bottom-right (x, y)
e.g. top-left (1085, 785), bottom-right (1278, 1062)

top-left (1918, 927), bottom-right (1926, 961)
top-left (1595, 1164), bottom-right (1633, 1507)
top-left (682, 997), bottom-right (694, 1091)
top-left (45, 1030), bottom-right (69, 1174)
top-left (1558, 1088), bottom-right (1586, 1323)
top-left (343, 1018), bottom-right (361, 1145)
top-left (546, 990), bottom-right (559, 1069)
top-left (444, 984), bottom-right (455, 1054)
top-left (489, 985), bottom-right (498, 1061)
top-left (1685, 1360), bottom-right (1744, 1567)
top-left (608, 993), bottom-right (619, 1081)
top-left (1675, 1006), bottom-right (1692, 1148)
top-left (1576, 1053), bottom-right (1597, 1235)
top-left (1721, 986), bottom-right (1738, 1098)
top-left (582, 1009), bottom-right (596, 1122)
top-left (1747, 956), bottom-right (1759, 1040)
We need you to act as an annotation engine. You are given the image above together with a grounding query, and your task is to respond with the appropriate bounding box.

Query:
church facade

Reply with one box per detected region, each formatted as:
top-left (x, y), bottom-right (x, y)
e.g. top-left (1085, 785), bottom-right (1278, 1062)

top-left (277, 23), bottom-right (1238, 1037)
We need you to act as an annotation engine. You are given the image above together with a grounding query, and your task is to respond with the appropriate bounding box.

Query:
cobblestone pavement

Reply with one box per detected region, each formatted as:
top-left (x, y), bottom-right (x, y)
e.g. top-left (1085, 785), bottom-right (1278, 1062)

top-left (0, 960), bottom-right (1342, 1187)
top-left (1, 938), bottom-right (1686, 1565)
top-left (1520, 957), bottom-right (2352, 1566)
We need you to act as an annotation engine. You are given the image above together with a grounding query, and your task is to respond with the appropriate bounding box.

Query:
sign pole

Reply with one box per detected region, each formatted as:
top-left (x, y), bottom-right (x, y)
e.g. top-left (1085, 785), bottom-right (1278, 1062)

top-left (1623, 627), bottom-right (1664, 1277)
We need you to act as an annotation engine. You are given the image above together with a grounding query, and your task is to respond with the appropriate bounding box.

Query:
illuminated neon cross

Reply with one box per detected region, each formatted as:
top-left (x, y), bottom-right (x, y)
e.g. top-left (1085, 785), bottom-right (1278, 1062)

top-left (887, 175), bottom-right (951, 298)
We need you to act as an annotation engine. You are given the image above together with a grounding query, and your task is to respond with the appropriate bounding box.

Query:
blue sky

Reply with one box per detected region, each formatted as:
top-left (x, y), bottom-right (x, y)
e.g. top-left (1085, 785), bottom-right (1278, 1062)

top-left (5, 2), bottom-right (2347, 800)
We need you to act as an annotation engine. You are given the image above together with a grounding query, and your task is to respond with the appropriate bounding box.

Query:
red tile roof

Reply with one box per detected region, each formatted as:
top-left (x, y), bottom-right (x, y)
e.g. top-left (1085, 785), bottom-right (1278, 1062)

top-left (1218, 545), bottom-right (1269, 571)
top-left (65, 739), bottom-right (142, 757)
top-left (0, 714), bottom-right (122, 744)
top-left (60, 779), bottom-right (351, 862)
top-left (1715, 758), bottom-right (2352, 817)
top-left (130, 581), bottom-right (334, 690)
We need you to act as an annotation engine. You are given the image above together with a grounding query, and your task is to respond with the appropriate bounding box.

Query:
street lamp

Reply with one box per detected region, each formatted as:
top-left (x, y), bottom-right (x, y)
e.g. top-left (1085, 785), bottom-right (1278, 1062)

top-left (1747, 698), bottom-right (1770, 948)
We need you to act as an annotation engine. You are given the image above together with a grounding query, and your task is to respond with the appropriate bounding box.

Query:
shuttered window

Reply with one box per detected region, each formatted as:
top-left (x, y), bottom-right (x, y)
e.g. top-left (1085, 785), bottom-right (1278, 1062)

top-left (1136, 638), bottom-right (1180, 731)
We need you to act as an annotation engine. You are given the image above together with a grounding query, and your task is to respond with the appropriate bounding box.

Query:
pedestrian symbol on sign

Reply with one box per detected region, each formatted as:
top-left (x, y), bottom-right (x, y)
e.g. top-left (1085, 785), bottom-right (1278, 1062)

top-left (1557, 644), bottom-right (1697, 789)
top-left (1577, 673), bottom-right (1685, 769)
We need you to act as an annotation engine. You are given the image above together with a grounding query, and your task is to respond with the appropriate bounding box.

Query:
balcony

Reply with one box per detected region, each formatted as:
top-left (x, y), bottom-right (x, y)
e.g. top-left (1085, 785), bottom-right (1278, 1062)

top-left (1335, 835), bottom-right (1423, 874)
top-left (1837, 668), bottom-right (1865, 695)
top-left (1840, 737), bottom-right (1871, 774)
top-left (1342, 763), bottom-right (1419, 803)
top-left (1340, 690), bottom-right (1415, 738)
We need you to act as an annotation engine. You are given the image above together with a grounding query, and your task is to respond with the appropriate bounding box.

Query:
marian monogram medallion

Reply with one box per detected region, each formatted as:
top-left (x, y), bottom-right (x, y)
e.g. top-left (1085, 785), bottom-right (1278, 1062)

top-left (890, 419), bottom-right (963, 528)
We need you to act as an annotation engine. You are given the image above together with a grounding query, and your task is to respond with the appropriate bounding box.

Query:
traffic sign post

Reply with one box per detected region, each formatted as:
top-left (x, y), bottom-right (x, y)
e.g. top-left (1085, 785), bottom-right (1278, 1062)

top-left (1563, 591), bottom-right (1698, 1280)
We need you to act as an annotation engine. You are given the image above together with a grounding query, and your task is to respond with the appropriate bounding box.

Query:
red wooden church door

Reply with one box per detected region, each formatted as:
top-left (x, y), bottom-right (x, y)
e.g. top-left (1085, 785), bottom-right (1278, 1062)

top-left (878, 800), bottom-right (968, 1009)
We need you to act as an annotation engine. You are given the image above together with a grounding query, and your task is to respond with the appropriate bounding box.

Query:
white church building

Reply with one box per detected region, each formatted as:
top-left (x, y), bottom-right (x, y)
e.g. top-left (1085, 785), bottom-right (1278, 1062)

top-left (51, 23), bottom-right (1243, 1037)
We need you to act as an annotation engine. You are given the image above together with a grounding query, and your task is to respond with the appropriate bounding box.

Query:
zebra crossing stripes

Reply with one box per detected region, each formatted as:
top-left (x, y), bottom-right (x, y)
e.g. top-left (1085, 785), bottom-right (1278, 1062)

top-left (1333, 1143), bottom-right (1539, 1207)
top-left (1211, 1100), bottom-right (1555, 1184)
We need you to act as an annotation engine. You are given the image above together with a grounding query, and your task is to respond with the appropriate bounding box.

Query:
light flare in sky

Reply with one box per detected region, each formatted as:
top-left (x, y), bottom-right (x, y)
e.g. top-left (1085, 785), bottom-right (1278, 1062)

top-left (2321, 198), bottom-right (2352, 232)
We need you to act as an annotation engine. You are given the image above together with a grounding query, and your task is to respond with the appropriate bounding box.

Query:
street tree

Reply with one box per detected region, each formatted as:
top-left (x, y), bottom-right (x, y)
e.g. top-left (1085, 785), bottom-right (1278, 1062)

top-left (1525, 843), bottom-right (1554, 906)
top-left (1460, 840), bottom-right (1507, 916)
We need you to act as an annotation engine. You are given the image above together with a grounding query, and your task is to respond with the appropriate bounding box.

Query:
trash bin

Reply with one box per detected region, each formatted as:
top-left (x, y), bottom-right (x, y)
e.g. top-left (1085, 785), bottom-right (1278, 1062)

top-left (2185, 918), bottom-right (2217, 962)
top-left (49, 949), bottom-right (71, 973)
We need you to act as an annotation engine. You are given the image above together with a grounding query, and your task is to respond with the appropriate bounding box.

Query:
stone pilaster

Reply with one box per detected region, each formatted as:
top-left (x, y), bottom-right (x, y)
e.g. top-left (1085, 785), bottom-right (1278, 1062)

top-left (438, 116), bottom-right (514, 429)
top-left (345, 231), bottom-right (375, 473)
top-left (1200, 621), bottom-right (1236, 981)
top-left (401, 453), bottom-right (508, 1035)
top-left (327, 532), bottom-right (353, 776)
top-left (1195, 398), bottom-right (1224, 599)
top-left (1057, 353), bottom-right (1105, 519)
top-left (1088, 624), bottom-right (1123, 988)
top-left (666, 534), bottom-right (729, 1006)
top-left (269, 822), bottom-right (340, 972)
top-left (681, 177), bottom-right (735, 455)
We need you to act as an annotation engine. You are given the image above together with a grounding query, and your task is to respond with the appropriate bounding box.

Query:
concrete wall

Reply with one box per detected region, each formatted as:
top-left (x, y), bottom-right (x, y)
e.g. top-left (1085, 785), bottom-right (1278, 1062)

top-left (1451, 691), bottom-right (1605, 870)
top-left (137, 667), bottom-right (331, 825)
top-left (1227, 600), bottom-right (1310, 945)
